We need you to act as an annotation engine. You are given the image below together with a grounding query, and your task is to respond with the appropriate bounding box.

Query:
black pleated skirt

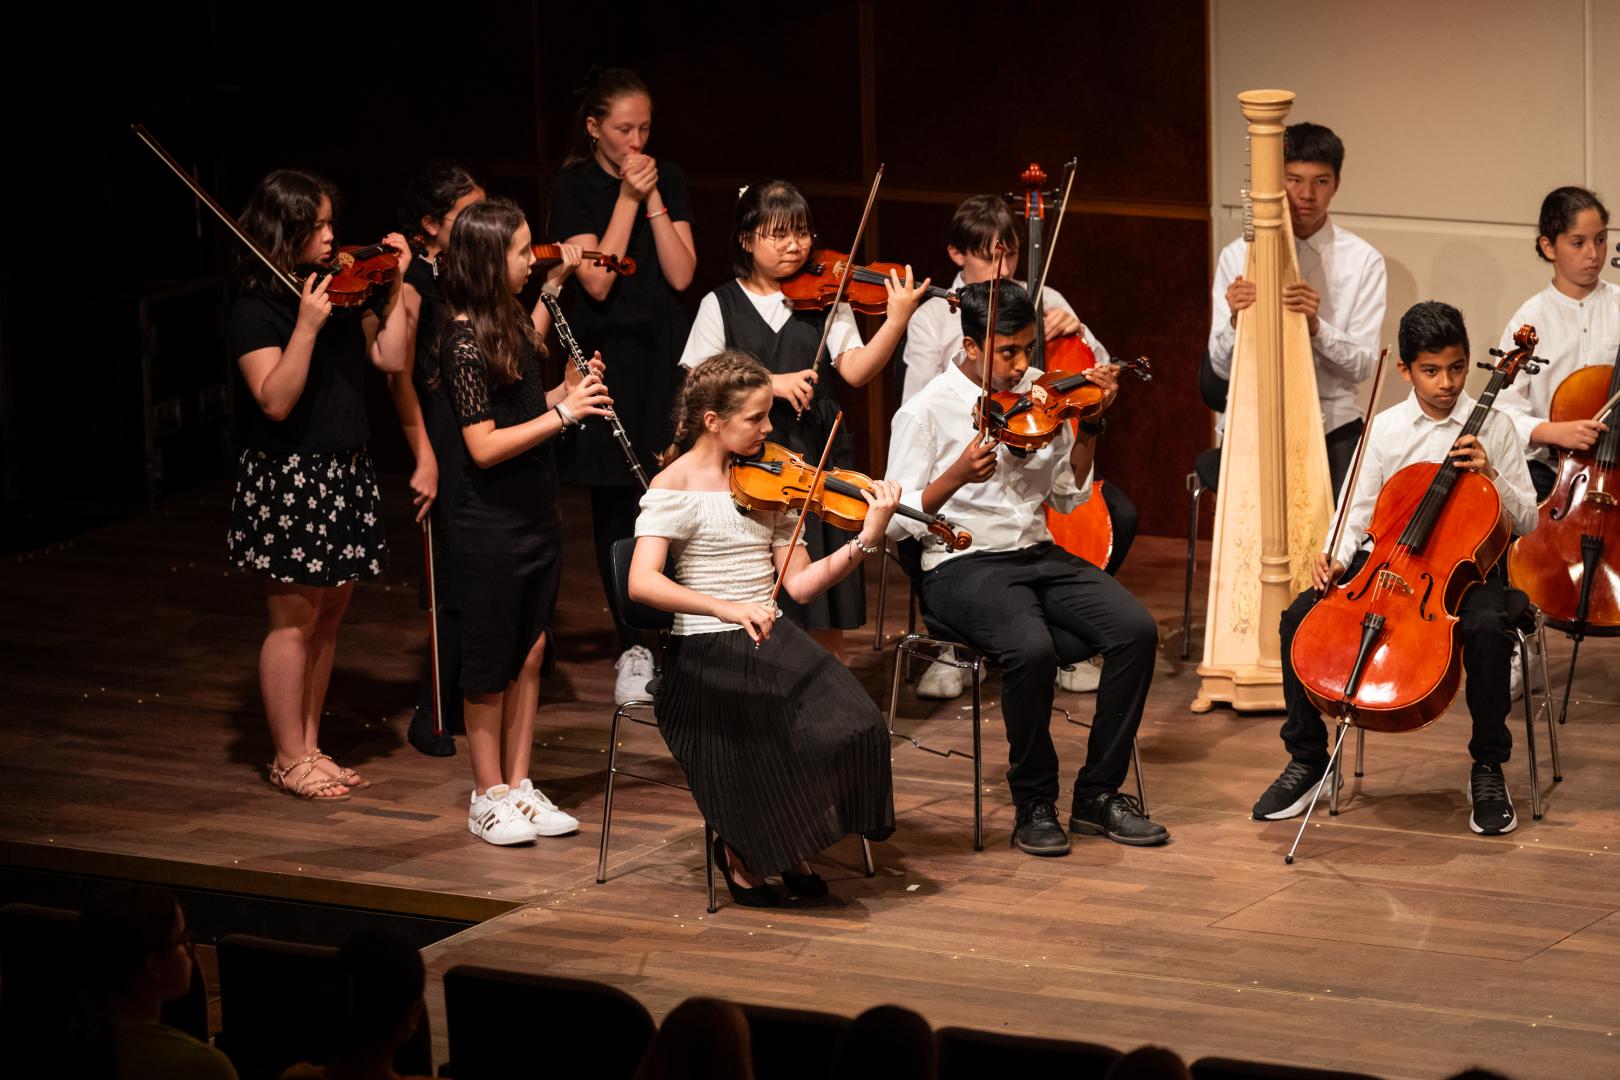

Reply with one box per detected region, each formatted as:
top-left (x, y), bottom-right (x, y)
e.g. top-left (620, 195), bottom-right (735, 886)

top-left (655, 620), bottom-right (895, 874)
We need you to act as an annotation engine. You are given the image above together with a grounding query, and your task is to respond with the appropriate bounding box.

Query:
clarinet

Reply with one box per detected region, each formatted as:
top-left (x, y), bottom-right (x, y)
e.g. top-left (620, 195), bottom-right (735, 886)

top-left (538, 291), bottom-right (650, 492)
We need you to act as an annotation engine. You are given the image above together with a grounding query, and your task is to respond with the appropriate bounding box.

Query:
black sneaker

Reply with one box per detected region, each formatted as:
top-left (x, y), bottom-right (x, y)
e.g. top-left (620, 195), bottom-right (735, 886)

top-left (1251, 758), bottom-right (1334, 821)
top-left (1070, 792), bottom-right (1169, 846)
top-left (1469, 762), bottom-right (1517, 835)
top-left (1012, 800), bottom-right (1071, 856)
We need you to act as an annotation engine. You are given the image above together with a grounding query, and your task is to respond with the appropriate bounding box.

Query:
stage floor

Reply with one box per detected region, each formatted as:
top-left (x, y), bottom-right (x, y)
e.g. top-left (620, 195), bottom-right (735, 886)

top-left (2, 485), bottom-right (1617, 1079)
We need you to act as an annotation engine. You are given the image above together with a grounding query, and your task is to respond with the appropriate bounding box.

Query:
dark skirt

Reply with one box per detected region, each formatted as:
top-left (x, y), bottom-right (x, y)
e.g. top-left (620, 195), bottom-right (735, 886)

top-left (450, 497), bottom-right (560, 695)
top-left (777, 516), bottom-right (866, 632)
top-left (227, 447), bottom-right (387, 587)
top-left (655, 620), bottom-right (895, 873)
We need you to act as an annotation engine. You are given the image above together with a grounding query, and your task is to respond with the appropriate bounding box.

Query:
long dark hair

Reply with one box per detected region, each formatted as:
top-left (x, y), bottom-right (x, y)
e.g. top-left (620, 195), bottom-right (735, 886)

top-left (438, 197), bottom-right (538, 386)
top-left (1536, 186), bottom-right (1609, 262)
top-left (331, 930), bottom-right (424, 1057)
top-left (564, 67), bottom-right (651, 167)
top-left (731, 179), bottom-right (815, 278)
top-left (234, 168), bottom-right (338, 296)
top-left (398, 161), bottom-right (480, 255)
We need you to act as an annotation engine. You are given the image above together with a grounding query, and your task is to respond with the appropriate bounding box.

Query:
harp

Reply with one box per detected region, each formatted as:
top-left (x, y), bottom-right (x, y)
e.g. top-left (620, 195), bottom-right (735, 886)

top-left (1192, 89), bottom-right (1334, 713)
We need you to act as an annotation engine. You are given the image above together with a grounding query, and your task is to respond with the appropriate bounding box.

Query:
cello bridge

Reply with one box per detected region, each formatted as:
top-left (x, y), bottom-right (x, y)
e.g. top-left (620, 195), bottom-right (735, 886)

top-left (1586, 490), bottom-right (1616, 509)
top-left (1375, 569), bottom-right (1413, 595)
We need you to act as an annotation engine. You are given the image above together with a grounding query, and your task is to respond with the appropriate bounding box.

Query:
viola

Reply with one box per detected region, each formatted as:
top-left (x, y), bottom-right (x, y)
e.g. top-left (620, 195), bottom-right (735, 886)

top-left (1506, 351), bottom-right (1620, 640)
top-left (1290, 327), bottom-right (1543, 734)
top-left (532, 243), bottom-right (635, 276)
top-left (781, 249), bottom-right (958, 316)
top-left (974, 358), bottom-right (1152, 451)
top-left (730, 441), bottom-right (972, 551)
top-left (297, 242), bottom-right (400, 308)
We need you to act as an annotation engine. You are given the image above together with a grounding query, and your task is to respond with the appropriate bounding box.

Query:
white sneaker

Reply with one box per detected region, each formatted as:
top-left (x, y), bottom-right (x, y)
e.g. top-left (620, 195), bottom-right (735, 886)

top-left (916, 647), bottom-right (965, 699)
top-left (1057, 656), bottom-right (1102, 693)
top-left (468, 785), bottom-right (534, 846)
top-left (509, 778), bottom-right (579, 837)
top-left (614, 645), bottom-right (654, 705)
top-left (1509, 644), bottom-right (1523, 702)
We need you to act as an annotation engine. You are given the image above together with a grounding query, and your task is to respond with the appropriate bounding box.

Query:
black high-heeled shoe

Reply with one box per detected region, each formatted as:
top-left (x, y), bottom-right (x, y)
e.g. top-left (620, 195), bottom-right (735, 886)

top-left (781, 866), bottom-right (828, 898)
top-left (713, 834), bottom-right (780, 908)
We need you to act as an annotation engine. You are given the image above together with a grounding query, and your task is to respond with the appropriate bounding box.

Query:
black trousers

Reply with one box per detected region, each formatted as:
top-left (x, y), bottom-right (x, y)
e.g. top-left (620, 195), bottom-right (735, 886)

top-left (588, 484), bottom-right (644, 653)
top-left (1278, 551), bottom-right (1515, 766)
top-left (921, 543), bottom-right (1158, 806)
top-left (1325, 418), bottom-right (1365, 500)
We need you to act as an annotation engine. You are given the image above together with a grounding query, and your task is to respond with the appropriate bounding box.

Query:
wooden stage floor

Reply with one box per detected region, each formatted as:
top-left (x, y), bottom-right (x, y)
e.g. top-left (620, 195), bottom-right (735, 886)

top-left (1, 485), bottom-right (1617, 1079)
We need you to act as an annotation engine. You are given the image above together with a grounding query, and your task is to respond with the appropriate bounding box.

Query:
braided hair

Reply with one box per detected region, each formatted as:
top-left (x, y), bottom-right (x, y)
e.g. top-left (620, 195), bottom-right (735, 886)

top-left (659, 350), bottom-right (772, 467)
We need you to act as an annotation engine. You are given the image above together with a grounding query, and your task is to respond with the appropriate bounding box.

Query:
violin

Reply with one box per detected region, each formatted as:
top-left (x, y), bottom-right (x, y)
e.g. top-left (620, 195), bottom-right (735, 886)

top-left (781, 249), bottom-right (957, 316)
top-left (974, 358), bottom-right (1152, 451)
top-left (1290, 327), bottom-right (1543, 734)
top-left (297, 243), bottom-right (400, 308)
top-left (730, 441), bottom-right (972, 551)
top-left (532, 244), bottom-right (635, 276)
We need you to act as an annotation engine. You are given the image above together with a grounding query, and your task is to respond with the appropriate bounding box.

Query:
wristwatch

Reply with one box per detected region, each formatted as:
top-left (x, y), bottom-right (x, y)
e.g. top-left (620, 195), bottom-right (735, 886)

top-left (1078, 416), bottom-right (1107, 437)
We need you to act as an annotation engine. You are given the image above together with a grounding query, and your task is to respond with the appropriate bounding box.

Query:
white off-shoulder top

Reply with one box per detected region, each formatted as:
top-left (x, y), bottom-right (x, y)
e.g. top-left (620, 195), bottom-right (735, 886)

top-left (633, 488), bottom-right (805, 636)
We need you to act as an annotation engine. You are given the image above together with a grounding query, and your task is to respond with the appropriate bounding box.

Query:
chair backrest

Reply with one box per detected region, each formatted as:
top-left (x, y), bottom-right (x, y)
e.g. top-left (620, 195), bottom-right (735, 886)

top-left (936, 1025), bottom-right (1119, 1079)
top-left (443, 965), bottom-right (654, 1080)
top-left (1200, 349), bottom-right (1231, 414)
top-left (216, 934), bottom-right (430, 1080)
top-left (739, 1001), bottom-right (851, 1080)
top-left (1191, 1057), bottom-right (1384, 1080)
top-left (610, 535), bottom-right (675, 633)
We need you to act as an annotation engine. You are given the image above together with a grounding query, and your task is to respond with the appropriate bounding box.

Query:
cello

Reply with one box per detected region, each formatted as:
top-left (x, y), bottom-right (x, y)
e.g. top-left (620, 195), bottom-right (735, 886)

top-left (1281, 326), bottom-right (1543, 861)
top-left (1506, 340), bottom-right (1620, 723)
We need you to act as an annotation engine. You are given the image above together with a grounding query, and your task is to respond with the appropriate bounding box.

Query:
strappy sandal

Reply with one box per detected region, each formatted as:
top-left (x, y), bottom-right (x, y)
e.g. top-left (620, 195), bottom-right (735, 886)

top-left (313, 749), bottom-right (370, 789)
top-left (268, 754), bottom-right (352, 801)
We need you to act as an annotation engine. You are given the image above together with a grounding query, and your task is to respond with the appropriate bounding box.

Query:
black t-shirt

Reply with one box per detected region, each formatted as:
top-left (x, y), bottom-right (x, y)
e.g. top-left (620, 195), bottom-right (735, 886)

top-left (439, 319), bottom-right (558, 513)
top-left (546, 159), bottom-right (693, 485)
top-left (227, 291), bottom-right (374, 454)
top-left (404, 255), bottom-right (444, 397)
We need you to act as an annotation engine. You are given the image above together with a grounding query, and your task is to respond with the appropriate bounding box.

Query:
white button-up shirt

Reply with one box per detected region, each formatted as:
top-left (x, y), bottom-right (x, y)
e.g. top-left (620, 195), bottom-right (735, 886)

top-left (900, 271), bottom-right (1107, 403)
top-left (1492, 281), bottom-right (1620, 464)
top-left (1208, 218), bottom-right (1387, 433)
top-left (1328, 388), bottom-right (1537, 570)
top-left (885, 358), bottom-right (1090, 571)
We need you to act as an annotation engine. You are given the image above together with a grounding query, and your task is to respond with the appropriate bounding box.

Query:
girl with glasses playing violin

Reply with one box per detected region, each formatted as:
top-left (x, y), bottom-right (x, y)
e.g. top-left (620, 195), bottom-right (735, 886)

top-left (628, 351), bottom-right (899, 906)
top-left (678, 179), bottom-right (931, 660)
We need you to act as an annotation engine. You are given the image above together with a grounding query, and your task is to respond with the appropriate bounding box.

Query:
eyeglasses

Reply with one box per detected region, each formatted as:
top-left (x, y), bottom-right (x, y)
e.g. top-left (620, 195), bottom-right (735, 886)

top-left (754, 229), bottom-right (815, 249)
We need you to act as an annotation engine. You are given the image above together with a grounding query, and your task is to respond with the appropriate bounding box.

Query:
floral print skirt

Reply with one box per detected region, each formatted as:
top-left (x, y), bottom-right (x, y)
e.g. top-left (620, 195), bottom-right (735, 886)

top-left (227, 447), bottom-right (388, 587)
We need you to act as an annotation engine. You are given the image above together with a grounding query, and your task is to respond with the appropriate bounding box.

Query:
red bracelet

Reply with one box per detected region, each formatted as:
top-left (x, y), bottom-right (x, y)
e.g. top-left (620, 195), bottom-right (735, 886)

top-left (646, 207), bottom-right (670, 221)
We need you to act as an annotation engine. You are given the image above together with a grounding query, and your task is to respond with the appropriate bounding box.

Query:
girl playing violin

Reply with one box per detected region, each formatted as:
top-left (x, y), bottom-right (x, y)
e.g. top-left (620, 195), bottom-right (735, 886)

top-left (437, 197), bottom-right (609, 846)
top-left (393, 162), bottom-right (583, 756)
top-left (628, 351), bottom-right (898, 906)
top-left (549, 67), bottom-right (696, 708)
top-left (677, 179), bottom-right (930, 660)
top-left (1494, 186), bottom-right (1615, 502)
top-left (226, 169), bottom-right (412, 801)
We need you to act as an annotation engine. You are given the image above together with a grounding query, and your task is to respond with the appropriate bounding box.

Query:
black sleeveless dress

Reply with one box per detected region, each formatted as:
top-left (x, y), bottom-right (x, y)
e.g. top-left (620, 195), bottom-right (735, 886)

top-left (713, 280), bottom-right (865, 631)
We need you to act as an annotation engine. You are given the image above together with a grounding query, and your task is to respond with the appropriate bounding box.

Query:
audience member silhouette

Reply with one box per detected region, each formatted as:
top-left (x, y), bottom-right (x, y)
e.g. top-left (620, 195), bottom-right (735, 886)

top-left (634, 997), bottom-right (754, 1080)
top-left (832, 1004), bottom-right (936, 1079)
top-left (280, 929), bottom-right (432, 1080)
top-left (1104, 1046), bottom-right (1190, 1079)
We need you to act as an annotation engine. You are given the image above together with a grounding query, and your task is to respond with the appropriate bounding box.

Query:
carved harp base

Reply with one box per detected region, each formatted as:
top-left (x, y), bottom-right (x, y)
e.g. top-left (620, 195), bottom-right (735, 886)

top-left (1191, 666), bottom-right (1285, 714)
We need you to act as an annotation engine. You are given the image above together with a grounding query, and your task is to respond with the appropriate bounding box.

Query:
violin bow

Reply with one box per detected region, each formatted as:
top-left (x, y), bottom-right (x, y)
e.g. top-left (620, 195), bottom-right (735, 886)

top-left (806, 165), bottom-right (885, 383)
top-left (1318, 346), bottom-right (1389, 593)
top-left (1032, 157), bottom-right (1079, 303)
top-left (132, 124), bottom-right (302, 299)
top-left (974, 245), bottom-right (1006, 442)
top-left (766, 412), bottom-right (844, 615)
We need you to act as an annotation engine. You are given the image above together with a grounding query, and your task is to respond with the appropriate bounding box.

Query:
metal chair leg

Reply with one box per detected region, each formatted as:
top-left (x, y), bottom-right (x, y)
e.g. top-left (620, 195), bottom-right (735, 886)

top-left (596, 707), bottom-right (626, 884)
top-left (1181, 474), bottom-right (1202, 661)
top-left (705, 824), bottom-right (717, 914)
top-left (972, 656), bottom-right (984, 852)
top-left (1536, 623), bottom-right (1562, 781)
top-left (873, 543), bottom-right (890, 650)
top-left (886, 638), bottom-right (910, 738)
top-left (1131, 738), bottom-right (1148, 815)
top-left (861, 835), bottom-right (875, 877)
top-left (1517, 627), bottom-right (1543, 821)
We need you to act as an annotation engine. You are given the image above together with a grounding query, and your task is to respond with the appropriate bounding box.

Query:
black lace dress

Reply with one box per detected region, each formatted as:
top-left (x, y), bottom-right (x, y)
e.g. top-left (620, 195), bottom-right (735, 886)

top-left (439, 320), bottom-right (561, 693)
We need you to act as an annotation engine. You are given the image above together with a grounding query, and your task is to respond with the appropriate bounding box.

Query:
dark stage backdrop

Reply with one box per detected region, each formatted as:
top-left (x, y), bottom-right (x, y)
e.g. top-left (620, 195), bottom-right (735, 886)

top-left (2, 1), bottom-right (1209, 553)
